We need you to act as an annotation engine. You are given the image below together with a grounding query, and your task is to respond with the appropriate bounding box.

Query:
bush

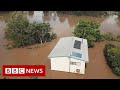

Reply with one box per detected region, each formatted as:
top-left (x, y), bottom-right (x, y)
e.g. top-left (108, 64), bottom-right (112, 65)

top-left (73, 19), bottom-right (103, 48)
top-left (103, 32), bottom-right (115, 41)
top-left (112, 67), bottom-right (120, 76)
top-left (50, 33), bottom-right (57, 40)
top-left (116, 35), bottom-right (120, 41)
top-left (103, 32), bottom-right (120, 42)
top-left (4, 12), bottom-right (57, 48)
top-left (104, 44), bottom-right (115, 57)
top-left (86, 35), bottom-right (96, 48)
top-left (104, 44), bottom-right (120, 77)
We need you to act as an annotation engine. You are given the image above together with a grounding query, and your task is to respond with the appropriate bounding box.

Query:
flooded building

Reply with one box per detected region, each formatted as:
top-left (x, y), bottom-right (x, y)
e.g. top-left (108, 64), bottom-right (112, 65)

top-left (48, 37), bottom-right (89, 74)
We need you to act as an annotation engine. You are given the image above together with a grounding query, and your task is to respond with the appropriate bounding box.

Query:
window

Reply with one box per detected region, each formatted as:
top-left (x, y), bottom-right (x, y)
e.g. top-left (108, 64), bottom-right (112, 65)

top-left (73, 40), bottom-right (81, 49)
top-left (70, 62), bottom-right (76, 65)
top-left (70, 62), bottom-right (81, 66)
top-left (71, 52), bottom-right (82, 58)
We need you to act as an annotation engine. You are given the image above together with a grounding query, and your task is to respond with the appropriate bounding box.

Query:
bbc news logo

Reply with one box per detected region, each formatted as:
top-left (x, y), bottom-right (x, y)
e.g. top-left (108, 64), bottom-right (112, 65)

top-left (2, 65), bottom-right (45, 76)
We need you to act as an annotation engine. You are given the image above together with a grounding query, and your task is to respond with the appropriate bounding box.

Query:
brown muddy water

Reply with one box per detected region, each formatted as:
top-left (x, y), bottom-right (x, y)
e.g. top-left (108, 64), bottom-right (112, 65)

top-left (0, 11), bottom-right (120, 79)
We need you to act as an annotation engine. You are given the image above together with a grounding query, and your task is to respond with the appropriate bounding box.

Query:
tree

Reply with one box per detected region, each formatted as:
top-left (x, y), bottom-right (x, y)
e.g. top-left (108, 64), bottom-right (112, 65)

top-left (5, 12), bottom-right (30, 47)
top-left (73, 19), bottom-right (102, 48)
top-left (5, 11), bottom-right (57, 48)
top-left (27, 22), bottom-right (51, 43)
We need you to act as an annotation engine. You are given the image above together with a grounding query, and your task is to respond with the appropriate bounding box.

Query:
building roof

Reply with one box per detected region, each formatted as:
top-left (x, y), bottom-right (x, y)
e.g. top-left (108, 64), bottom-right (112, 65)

top-left (48, 37), bottom-right (89, 63)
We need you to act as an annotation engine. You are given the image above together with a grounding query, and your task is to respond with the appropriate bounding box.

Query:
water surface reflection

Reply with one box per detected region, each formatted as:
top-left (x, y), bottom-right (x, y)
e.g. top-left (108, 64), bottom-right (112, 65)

top-left (100, 15), bottom-right (120, 35)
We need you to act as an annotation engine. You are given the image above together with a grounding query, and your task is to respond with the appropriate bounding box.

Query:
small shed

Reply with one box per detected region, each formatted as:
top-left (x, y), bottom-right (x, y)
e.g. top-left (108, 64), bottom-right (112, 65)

top-left (48, 37), bottom-right (89, 74)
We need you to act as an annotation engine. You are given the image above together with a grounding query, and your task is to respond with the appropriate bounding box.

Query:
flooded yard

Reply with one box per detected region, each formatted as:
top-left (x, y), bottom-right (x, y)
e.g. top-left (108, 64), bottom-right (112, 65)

top-left (0, 11), bottom-right (120, 79)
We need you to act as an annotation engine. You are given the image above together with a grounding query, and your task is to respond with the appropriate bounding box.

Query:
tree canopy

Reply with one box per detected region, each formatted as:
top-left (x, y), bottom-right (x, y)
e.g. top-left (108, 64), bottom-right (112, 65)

top-left (5, 11), bottom-right (57, 48)
top-left (73, 19), bottom-right (103, 47)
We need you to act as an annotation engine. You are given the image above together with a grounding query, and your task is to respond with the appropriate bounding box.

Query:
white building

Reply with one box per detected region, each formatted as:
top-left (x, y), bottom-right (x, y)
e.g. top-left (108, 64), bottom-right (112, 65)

top-left (48, 37), bottom-right (89, 74)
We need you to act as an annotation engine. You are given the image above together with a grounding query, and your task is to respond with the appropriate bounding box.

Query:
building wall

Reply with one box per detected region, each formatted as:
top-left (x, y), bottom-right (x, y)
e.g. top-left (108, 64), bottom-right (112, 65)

top-left (50, 57), bottom-right (69, 72)
top-left (70, 58), bottom-right (85, 74)
top-left (50, 57), bottom-right (85, 74)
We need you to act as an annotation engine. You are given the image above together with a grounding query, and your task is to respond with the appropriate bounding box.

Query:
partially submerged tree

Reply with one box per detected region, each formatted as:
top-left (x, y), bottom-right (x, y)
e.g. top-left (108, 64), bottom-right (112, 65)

top-left (5, 12), bottom-right (29, 47)
top-left (73, 19), bottom-right (103, 48)
top-left (4, 11), bottom-right (57, 48)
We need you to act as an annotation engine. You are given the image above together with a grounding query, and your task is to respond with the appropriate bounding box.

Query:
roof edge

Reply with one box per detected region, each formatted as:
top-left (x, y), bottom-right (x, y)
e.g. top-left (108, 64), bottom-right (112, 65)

top-left (48, 56), bottom-right (89, 63)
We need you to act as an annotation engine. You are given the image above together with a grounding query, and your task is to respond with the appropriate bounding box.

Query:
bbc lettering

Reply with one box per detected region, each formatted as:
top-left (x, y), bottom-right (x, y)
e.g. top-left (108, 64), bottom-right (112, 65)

top-left (2, 65), bottom-right (45, 76)
top-left (5, 68), bottom-right (25, 74)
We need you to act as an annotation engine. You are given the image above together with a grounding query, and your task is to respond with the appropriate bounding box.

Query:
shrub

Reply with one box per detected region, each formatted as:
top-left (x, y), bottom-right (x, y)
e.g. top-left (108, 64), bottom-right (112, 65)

top-left (103, 32), bottom-right (115, 41)
top-left (86, 35), bottom-right (96, 48)
top-left (103, 32), bottom-right (120, 42)
top-left (112, 67), bottom-right (120, 76)
top-left (73, 19), bottom-right (102, 48)
top-left (104, 44), bottom-right (120, 77)
top-left (50, 33), bottom-right (57, 40)
top-left (4, 11), bottom-right (57, 48)
top-left (116, 35), bottom-right (120, 41)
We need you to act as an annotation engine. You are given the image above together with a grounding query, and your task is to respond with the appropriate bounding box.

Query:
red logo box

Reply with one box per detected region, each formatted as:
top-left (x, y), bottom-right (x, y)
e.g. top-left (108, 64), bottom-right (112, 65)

top-left (2, 65), bottom-right (45, 76)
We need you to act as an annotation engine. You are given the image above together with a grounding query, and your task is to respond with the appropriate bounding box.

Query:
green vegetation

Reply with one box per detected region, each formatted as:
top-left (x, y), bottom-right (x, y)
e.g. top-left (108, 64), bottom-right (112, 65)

top-left (57, 11), bottom-right (107, 17)
top-left (103, 32), bottom-right (120, 41)
top-left (30, 76), bottom-right (38, 79)
top-left (3, 77), bottom-right (7, 79)
top-left (73, 19), bottom-right (120, 48)
top-left (73, 19), bottom-right (103, 48)
top-left (104, 44), bottom-right (120, 76)
top-left (4, 12), bottom-right (57, 48)
top-left (73, 19), bottom-right (120, 77)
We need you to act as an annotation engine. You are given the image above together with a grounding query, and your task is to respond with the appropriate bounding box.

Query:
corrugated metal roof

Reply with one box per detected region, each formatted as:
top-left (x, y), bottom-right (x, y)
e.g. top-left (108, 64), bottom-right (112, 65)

top-left (48, 37), bottom-right (89, 63)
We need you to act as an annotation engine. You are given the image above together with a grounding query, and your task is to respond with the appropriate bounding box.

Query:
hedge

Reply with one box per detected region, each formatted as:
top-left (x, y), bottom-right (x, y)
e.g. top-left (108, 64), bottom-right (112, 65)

top-left (104, 44), bottom-right (120, 76)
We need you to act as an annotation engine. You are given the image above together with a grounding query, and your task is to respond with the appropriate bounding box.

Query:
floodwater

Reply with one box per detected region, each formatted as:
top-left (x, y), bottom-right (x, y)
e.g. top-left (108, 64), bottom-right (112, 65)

top-left (100, 15), bottom-right (120, 35)
top-left (0, 11), bottom-right (120, 79)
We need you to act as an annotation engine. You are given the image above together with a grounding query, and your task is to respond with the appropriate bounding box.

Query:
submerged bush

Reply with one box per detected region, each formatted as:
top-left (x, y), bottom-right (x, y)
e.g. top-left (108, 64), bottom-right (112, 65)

top-left (103, 32), bottom-right (116, 41)
top-left (103, 32), bottom-right (120, 42)
top-left (104, 44), bottom-right (120, 77)
top-left (116, 35), bottom-right (120, 41)
top-left (4, 11), bottom-right (57, 48)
